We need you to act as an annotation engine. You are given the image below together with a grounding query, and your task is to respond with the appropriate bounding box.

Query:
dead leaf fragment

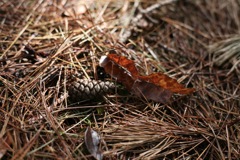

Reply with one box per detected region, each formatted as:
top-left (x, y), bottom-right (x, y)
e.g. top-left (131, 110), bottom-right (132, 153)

top-left (84, 127), bottom-right (103, 160)
top-left (100, 54), bottom-right (195, 103)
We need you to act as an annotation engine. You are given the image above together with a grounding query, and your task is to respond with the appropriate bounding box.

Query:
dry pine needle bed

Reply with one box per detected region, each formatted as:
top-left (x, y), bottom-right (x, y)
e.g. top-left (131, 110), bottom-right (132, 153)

top-left (0, 0), bottom-right (240, 160)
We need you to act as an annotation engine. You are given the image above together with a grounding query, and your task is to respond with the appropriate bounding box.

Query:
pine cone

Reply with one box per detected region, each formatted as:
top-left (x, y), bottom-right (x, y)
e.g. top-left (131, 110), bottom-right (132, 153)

top-left (67, 78), bottom-right (115, 102)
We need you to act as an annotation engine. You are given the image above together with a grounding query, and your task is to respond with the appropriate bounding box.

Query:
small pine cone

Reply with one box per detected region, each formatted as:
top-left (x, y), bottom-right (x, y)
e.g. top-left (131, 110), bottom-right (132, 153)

top-left (67, 79), bottom-right (116, 102)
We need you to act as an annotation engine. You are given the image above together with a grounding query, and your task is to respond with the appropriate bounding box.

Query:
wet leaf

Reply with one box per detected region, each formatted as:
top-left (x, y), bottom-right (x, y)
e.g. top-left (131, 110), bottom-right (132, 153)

top-left (100, 54), bottom-right (195, 103)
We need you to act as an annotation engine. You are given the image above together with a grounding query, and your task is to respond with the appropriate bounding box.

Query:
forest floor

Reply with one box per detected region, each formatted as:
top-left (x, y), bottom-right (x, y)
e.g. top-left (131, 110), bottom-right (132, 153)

top-left (0, 0), bottom-right (240, 159)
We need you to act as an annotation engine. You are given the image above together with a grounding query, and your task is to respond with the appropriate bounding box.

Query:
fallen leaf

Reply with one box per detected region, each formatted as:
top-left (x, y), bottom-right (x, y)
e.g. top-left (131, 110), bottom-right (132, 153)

top-left (84, 127), bottom-right (103, 160)
top-left (100, 54), bottom-right (195, 103)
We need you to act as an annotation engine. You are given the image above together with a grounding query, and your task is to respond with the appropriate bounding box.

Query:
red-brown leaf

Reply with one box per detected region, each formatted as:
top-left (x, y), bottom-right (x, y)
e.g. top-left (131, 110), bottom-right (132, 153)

top-left (100, 54), bottom-right (195, 103)
top-left (139, 73), bottom-right (195, 94)
top-left (100, 55), bottom-right (135, 90)
top-left (131, 79), bottom-right (173, 103)
top-left (107, 54), bottom-right (139, 78)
